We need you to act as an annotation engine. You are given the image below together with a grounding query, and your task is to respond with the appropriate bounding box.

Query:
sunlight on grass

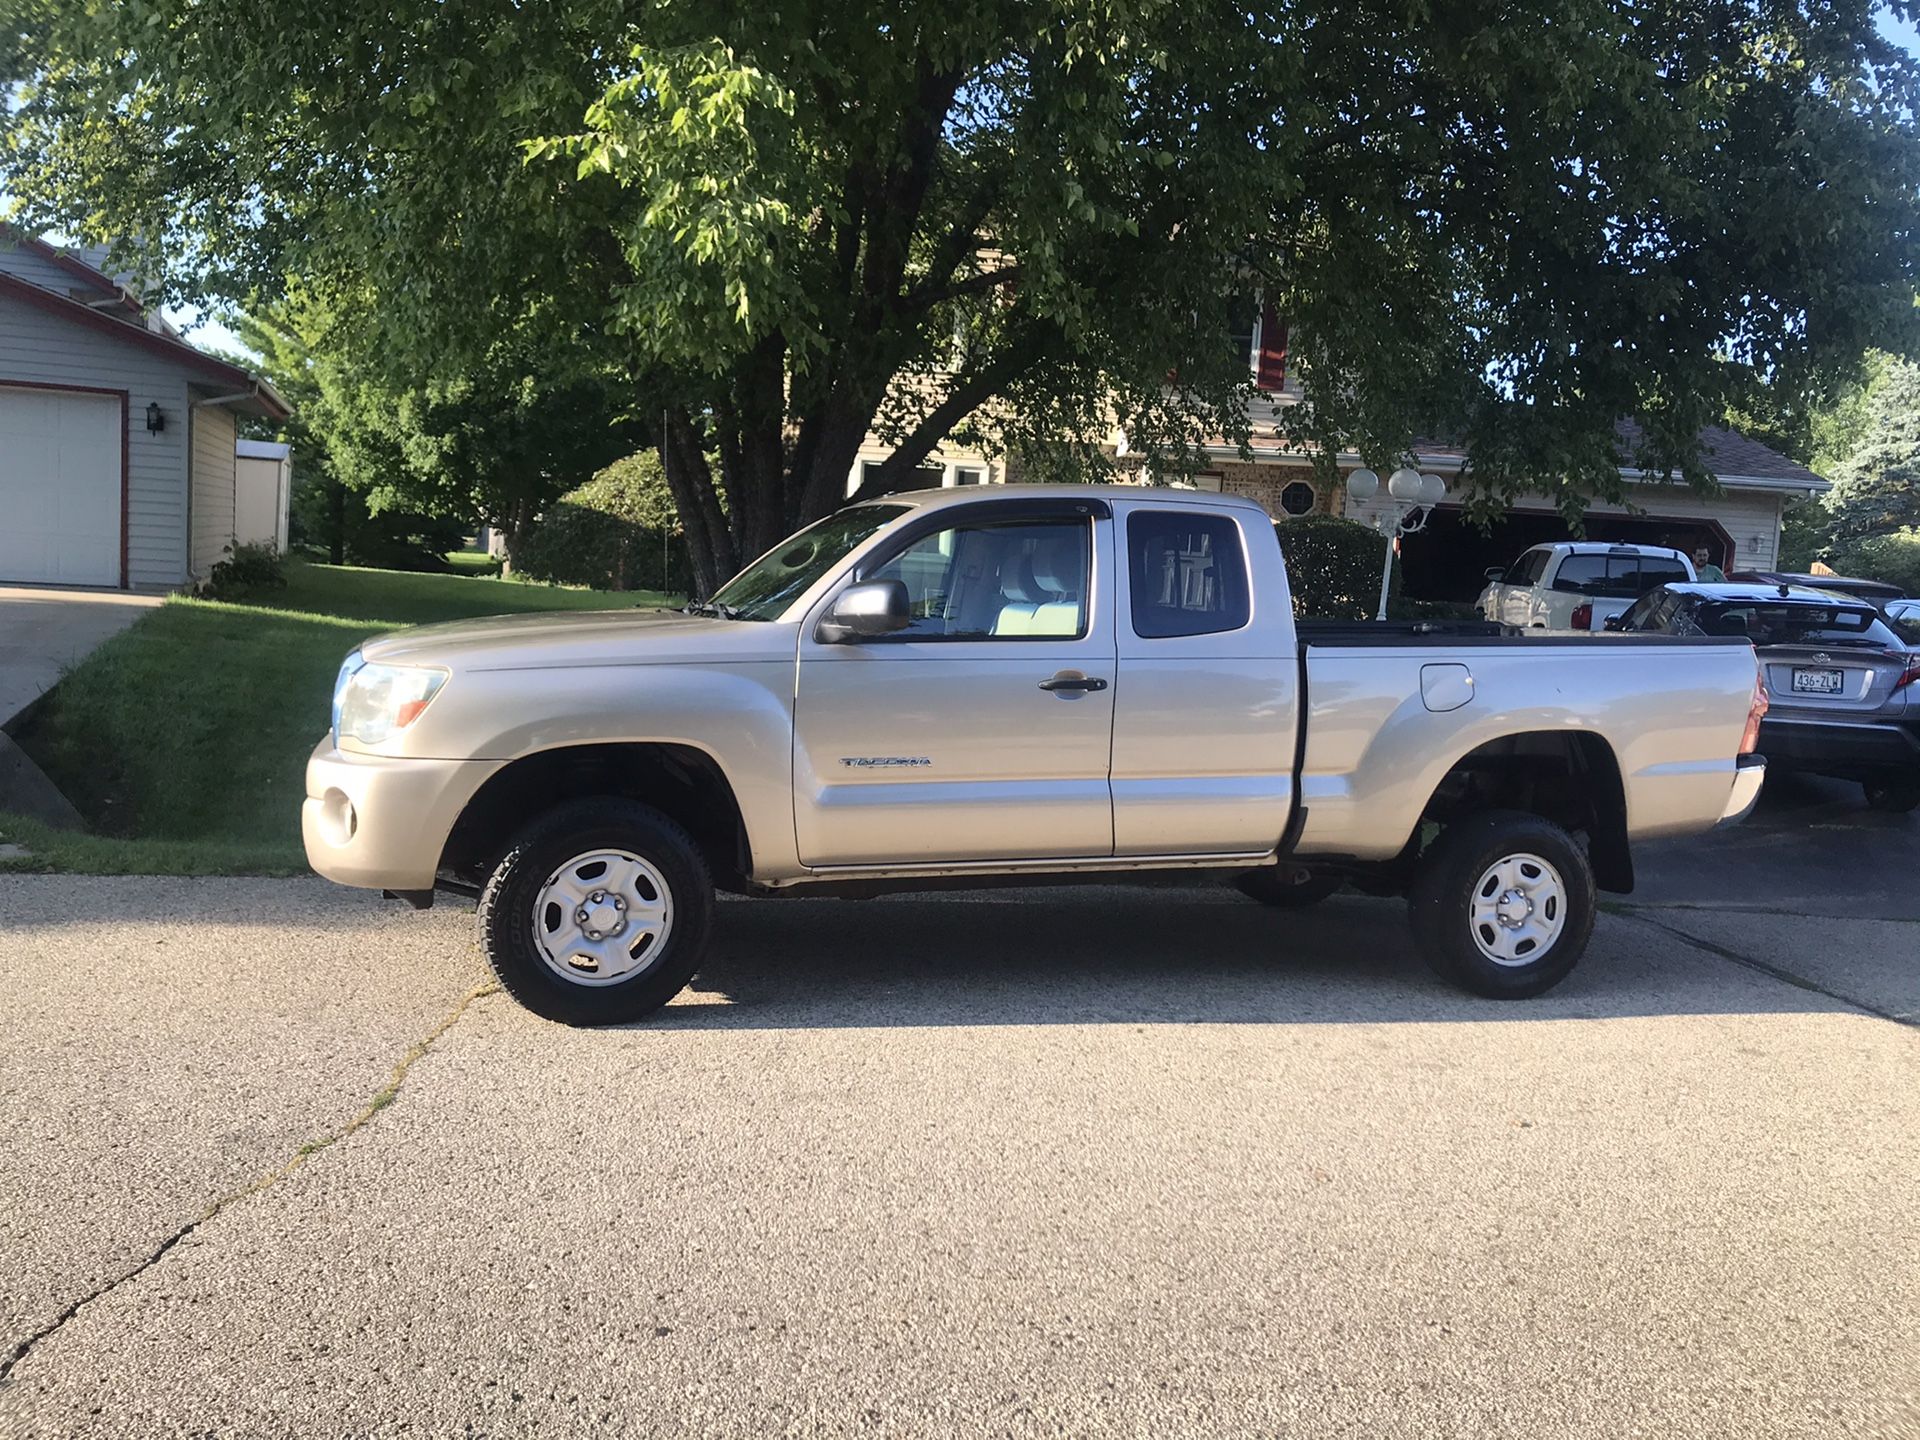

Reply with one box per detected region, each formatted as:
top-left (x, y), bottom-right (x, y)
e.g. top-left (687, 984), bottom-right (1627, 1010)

top-left (7, 560), bottom-right (681, 874)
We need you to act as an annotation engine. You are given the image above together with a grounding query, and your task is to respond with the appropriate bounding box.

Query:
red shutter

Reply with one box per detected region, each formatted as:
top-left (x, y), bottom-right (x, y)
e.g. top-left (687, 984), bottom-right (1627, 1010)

top-left (1255, 304), bottom-right (1288, 392)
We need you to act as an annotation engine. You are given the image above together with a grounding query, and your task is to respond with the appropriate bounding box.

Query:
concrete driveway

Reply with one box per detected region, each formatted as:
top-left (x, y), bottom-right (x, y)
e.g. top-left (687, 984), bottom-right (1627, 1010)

top-left (0, 586), bottom-right (160, 729)
top-left (1, 858), bottom-right (1914, 1437)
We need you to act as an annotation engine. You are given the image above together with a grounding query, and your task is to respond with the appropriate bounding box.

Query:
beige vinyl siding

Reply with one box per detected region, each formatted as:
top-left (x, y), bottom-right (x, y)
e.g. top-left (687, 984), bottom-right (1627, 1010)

top-left (0, 290), bottom-right (195, 588)
top-left (189, 401), bottom-right (238, 579)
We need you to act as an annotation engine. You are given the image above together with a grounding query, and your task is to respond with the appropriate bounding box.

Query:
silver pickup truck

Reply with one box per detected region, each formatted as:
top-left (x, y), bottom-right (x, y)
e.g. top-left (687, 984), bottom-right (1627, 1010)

top-left (303, 486), bottom-right (1768, 1024)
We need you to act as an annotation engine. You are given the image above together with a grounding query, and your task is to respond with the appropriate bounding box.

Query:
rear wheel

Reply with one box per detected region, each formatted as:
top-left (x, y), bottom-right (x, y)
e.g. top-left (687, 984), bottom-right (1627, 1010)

top-left (1863, 778), bottom-right (1920, 814)
top-left (478, 798), bottom-right (713, 1025)
top-left (1235, 863), bottom-right (1344, 908)
top-left (1407, 810), bottom-right (1595, 999)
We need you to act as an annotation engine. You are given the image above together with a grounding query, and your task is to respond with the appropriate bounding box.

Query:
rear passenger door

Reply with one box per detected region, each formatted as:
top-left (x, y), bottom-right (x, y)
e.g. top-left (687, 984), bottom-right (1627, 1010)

top-left (1109, 505), bottom-right (1298, 855)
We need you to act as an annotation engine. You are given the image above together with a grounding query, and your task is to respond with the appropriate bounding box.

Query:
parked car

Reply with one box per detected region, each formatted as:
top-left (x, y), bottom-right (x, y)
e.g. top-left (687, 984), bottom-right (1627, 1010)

top-left (1611, 582), bottom-right (1920, 812)
top-left (1478, 542), bottom-right (1695, 632)
top-left (1884, 596), bottom-right (1920, 629)
top-left (305, 486), bottom-right (1768, 1024)
top-left (1728, 570), bottom-right (1907, 607)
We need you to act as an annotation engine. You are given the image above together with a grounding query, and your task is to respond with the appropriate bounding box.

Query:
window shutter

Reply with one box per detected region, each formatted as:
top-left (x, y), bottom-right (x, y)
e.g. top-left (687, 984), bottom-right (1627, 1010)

top-left (1255, 305), bottom-right (1288, 392)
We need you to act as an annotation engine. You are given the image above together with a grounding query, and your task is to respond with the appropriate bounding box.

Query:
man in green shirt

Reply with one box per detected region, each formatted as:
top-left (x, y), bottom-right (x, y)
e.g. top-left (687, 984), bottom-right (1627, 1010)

top-left (1693, 546), bottom-right (1726, 583)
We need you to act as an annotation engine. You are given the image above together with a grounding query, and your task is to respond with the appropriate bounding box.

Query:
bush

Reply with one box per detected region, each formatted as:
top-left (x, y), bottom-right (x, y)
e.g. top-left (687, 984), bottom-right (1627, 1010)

top-left (198, 542), bottom-right (287, 601)
top-left (1829, 528), bottom-right (1920, 594)
top-left (515, 452), bottom-right (688, 592)
top-left (1274, 514), bottom-right (1395, 618)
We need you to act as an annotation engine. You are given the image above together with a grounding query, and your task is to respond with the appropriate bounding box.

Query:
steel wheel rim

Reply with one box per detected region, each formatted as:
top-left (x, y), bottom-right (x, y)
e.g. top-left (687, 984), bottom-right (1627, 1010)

top-left (531, 848), bottom-right (674, 987)
top-left (1468, 852), bottom-right (1566, 967)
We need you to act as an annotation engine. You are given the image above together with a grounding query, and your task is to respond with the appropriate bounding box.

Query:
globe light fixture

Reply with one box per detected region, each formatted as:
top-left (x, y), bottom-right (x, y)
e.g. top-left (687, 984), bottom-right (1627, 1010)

top-left (1349, 464), bottom-right (1449, 620)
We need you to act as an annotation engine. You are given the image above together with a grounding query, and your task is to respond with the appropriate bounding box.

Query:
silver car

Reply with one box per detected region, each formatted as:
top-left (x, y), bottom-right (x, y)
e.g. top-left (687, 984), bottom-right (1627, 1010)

top-left (1615, 582), bottom-right (1920, 811)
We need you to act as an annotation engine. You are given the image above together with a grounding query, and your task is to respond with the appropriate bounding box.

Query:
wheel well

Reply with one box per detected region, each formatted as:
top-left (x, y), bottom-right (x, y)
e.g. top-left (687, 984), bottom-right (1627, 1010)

top-left (440, 744), bottom-right (752, 892)
top-left (1420, 731), bottom-right (1632, 893)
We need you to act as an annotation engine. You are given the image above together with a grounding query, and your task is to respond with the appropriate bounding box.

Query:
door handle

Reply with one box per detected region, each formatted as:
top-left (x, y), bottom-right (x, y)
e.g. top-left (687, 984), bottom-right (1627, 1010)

top-left (1039, 673), bottom-right (1108, 693)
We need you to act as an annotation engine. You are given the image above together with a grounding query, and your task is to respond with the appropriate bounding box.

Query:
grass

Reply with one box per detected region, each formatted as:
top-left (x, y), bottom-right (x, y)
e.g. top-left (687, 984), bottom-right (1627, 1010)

top-left (2, 559), bottom-right (677, 875)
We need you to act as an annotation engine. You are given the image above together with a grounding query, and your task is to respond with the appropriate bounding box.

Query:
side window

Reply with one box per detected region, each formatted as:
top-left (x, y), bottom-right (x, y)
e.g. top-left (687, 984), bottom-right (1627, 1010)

top-left (1127, 511), bottom-right (1251, 639)
top-left (864, 518), bottom-right (1089, 640)
top-left (1514, 550), bottom-right (1547, 586)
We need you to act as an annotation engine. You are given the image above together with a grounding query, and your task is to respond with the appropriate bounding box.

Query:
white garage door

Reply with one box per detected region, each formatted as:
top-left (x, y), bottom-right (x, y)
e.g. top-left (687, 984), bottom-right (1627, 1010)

top-left (0, 386), bottom-right (121, 587)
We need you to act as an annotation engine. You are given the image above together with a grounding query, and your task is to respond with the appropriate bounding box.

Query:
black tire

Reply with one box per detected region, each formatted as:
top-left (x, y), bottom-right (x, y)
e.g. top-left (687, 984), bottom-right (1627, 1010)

top-left (1235, 864), bottom-right (1345, 908)
top-left (1407, 810), bottom-right (1595, 1000)
top-left (478, 798), bottom-right (714, 1026)
top-left (1862, 778), bottom-right (1920, 814)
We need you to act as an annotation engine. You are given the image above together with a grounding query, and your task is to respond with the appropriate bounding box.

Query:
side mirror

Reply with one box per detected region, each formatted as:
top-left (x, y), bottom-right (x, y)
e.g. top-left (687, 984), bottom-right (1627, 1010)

top-left (817, 579), bottom-right (911, 643)
top-left (1483, 567), bottom-right (1506, 584)
top-left (1602, 614), bottom-right (1627, 632)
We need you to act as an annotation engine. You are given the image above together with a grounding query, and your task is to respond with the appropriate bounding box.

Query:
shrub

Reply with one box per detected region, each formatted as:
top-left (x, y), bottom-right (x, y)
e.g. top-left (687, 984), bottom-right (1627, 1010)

top-left (198, 542), bottom-right (287, 601)
top-left (1274, 514), bottom-right (1394, 618)
top-left (1829, 528), bottom-right (1920, 594)
top-left (515, 451), bottom-right (687, 592)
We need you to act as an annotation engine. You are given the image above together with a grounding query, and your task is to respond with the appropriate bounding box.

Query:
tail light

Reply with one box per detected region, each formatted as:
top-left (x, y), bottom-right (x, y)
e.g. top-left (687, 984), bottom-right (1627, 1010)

top-left (1895, 654), bottom-right (1920, 692)
top-left (1740, 663), bottom-right (1770, 755)
top-left (1571, 602), bottom-right (1593, 630)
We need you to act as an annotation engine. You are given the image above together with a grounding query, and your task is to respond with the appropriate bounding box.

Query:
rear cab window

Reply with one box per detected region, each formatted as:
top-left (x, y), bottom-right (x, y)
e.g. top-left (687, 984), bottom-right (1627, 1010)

top-left (1126, 511), bottom-right (1251, 638)
top-left (1552, 552), bottom-right (1689, 598)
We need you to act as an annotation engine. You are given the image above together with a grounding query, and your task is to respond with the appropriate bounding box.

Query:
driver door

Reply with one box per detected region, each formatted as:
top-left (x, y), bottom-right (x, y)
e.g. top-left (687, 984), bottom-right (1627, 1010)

top-left (792, 500), bottom-right (1117, 867)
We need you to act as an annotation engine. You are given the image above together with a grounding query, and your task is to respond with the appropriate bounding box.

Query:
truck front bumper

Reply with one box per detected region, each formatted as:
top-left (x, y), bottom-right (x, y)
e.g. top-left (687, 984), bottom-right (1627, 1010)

top-left (301, 739), bottom-right (501, 891)
top-left (1718, 753), bottom-right (1767, 826)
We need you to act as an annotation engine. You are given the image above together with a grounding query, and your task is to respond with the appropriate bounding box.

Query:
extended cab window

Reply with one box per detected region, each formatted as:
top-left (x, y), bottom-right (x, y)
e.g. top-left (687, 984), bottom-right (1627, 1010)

top-left (1128, 511), bottom-right (1250, 638)
top-left (864, 518), bottom-right (1090, 640)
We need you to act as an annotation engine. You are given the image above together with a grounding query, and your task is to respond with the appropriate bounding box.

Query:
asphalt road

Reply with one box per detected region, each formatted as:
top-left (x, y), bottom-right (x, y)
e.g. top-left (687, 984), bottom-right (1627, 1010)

top-left (1, 816), bottom-right (1916, 1437)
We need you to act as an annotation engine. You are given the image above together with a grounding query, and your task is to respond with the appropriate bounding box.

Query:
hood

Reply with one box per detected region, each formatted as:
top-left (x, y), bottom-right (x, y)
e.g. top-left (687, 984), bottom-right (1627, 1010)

top-left (357, 608), bottom-right (797, 669)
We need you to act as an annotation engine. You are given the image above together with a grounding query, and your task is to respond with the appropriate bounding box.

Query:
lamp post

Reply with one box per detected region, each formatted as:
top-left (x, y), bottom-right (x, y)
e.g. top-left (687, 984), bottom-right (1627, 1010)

top-left (1345, 466), bottom-right (1447, 621)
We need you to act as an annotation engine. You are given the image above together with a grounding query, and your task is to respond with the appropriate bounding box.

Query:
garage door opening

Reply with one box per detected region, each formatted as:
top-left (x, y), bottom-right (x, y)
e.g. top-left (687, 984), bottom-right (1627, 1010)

top-left (1399, 507), bottom-right (1733, 602)
top-left (0, 384), bottom-right (123, 588)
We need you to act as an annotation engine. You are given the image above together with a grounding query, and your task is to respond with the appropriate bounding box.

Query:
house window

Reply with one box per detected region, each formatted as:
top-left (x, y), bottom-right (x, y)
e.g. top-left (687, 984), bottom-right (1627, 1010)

top-left (1279, 481), bottom-right (1317, 517)
top-left (1225, 295), bottom-right (1259, 372)
top-left (951, 466), bottom-right (986, 486)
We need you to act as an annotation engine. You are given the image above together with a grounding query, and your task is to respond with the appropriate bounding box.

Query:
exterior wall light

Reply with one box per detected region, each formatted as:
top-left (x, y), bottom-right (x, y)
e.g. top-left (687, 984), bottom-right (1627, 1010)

top-left (145, 402), bottom-right (166, 434)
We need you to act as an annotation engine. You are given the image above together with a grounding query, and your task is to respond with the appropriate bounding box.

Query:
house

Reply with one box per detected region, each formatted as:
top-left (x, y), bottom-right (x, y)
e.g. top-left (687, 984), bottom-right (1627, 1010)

top-left (849, 298), bottom-right (1827, 598)
top-left (0, 229), bottom-right (290, 590)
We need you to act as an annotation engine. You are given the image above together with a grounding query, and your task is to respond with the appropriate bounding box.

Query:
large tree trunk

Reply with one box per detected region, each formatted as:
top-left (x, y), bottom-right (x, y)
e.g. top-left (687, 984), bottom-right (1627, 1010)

top-left (498, 495), bottom-right (533, 577)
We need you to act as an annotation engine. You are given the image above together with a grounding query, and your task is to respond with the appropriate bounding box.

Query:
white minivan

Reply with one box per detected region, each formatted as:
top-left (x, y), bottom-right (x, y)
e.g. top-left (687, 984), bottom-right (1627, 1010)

top-left (1479, 542), bottom-right (1697, 633)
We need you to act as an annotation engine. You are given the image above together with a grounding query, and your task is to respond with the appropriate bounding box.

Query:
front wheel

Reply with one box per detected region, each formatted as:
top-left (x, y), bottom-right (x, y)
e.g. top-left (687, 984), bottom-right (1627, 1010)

top-left (1862, 778), bottom-right (1920, 814)
top-left (478, 798), bottom-right (714, 1025)
top-left (1407, 811), bottom-right (1595, 999)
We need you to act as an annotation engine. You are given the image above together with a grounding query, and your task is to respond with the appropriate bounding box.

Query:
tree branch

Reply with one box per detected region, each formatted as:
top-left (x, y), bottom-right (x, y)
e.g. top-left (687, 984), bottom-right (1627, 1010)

top-left (851, 329), bottom-right (1053, 501)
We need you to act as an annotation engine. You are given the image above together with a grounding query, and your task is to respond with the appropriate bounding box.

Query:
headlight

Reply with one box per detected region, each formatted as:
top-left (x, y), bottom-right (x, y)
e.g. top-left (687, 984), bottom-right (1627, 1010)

top-left (331, 653), bottom-right (449, 746)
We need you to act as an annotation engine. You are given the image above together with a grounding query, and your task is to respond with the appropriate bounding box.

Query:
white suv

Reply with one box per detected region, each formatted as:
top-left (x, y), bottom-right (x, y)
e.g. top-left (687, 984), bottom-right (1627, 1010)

top-left (1480, 542), bottom-right (1697, 633)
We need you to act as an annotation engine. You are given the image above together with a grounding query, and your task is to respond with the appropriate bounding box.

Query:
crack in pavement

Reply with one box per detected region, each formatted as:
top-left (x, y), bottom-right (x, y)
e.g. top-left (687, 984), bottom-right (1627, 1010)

top-left (0, 980), bottom-right (500, 1389)
top-left (1616, 910), bottom-right (1915, 1029)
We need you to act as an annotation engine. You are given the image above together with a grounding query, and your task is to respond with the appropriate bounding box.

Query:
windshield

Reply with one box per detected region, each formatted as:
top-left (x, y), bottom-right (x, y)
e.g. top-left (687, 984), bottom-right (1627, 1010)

top-left (707, 506), bottom-right (909, 621)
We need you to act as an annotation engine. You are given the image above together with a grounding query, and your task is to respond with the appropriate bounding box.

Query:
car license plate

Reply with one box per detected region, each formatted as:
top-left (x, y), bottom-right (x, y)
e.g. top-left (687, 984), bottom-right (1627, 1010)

top-left (1791, 668), bottom-right (1845, 695)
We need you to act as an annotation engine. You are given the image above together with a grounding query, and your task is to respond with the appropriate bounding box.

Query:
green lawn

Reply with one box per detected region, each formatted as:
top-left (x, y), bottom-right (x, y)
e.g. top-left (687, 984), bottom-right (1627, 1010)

top-left (1, 560), bottom-right (677, 875)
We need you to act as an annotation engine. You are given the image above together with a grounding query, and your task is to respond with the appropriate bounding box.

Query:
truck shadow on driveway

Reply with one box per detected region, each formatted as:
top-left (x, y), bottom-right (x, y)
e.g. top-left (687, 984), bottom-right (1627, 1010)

top-left (647, 888), bottom-right (1858, 1030)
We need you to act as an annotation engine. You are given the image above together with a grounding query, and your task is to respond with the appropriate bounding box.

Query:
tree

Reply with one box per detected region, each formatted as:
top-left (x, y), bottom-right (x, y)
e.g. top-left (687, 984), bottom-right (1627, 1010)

top-left (229, 294), bottom-right (642, 568)
top-left (1821, 355), bottom-right (1920, 549)
top-left (8, 1), bottom-right (1919, 591)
